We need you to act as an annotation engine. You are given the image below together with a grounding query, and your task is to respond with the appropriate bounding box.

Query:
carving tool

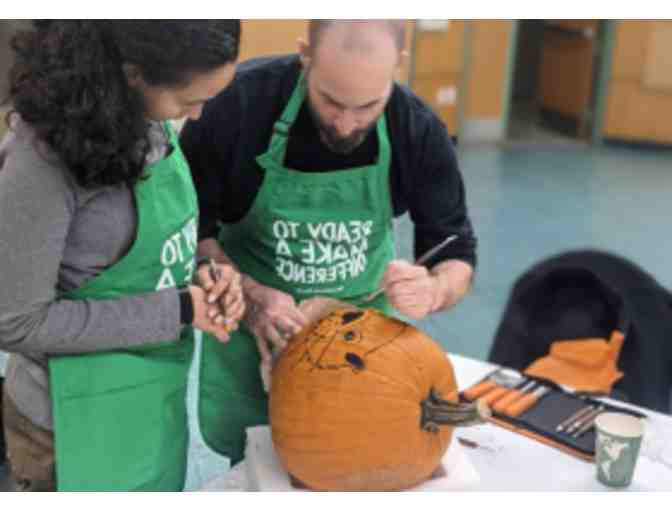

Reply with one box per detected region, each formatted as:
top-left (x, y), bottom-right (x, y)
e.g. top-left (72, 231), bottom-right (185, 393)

top-left (457, 437), bottom-right (497, 454)
top-left (462, 369), bottom-right (522, 402)
top-left (556, 405), bottom-right (595, 432)
top-left (209, 259), bottom-right (231, 332)
top-left (570, 406), bottom-right (606, 438)
top-left (479, 377), bottom-right (529, 407)
top-left (358, 234), bottom-right (458, 304)
top-left (492, 381), bottom-right (537, 415)
top-left (504, 385), bottom-right (551, 417)
top-left (209, 258), bottom-right (221, 282)
top-left (566, 405), bottom-right (605, 435)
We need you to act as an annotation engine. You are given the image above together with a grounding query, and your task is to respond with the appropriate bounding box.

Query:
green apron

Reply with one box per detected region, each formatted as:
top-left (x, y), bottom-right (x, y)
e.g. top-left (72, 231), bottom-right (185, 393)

top-left (199, 73), bottom-right (395, 464)
top-left (49, 123), bottom-right (198, 491)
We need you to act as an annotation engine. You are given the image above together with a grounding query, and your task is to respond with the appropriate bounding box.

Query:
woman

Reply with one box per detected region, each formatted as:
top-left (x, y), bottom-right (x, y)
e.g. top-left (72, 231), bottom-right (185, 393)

top-left (0, 20), bottom-right (244, 491)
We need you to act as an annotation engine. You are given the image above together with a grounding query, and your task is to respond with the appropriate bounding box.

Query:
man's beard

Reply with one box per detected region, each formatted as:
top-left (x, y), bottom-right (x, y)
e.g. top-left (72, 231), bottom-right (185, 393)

top-left (307, 98), bottom-right (377, 155)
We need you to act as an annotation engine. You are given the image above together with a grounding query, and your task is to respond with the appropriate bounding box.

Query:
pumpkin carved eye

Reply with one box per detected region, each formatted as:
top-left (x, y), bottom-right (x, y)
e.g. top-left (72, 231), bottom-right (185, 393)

top-left (341, 311), bottom-right (364, 324)
top-left (344, 352), bottom-right (365, 371)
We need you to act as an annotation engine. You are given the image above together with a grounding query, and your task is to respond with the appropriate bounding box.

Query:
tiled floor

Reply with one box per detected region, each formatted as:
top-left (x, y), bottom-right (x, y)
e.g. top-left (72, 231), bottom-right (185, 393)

top-left (3, 141), bottom-right (672, 490)
top-left (506, 101), bottom-right (585, 148)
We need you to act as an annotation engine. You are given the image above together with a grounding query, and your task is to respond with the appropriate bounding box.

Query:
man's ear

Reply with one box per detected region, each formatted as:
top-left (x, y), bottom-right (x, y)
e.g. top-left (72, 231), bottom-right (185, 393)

top-left (297, 38), bottom-right (312, 71)
top-left (394, 50), bottom-right (409, 81)
top-left (399, 50), bottom-right (409, 70)
top-left (123, 63), bottom-right (145, 89)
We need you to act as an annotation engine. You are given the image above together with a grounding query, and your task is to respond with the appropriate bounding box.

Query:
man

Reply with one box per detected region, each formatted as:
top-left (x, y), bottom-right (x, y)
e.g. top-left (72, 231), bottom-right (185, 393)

top-left (180, 20), bottom-right (478, 464)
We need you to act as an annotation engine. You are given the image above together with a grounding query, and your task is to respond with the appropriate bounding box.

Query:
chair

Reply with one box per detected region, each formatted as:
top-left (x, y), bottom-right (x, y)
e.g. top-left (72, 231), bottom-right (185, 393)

top-left (488, 249), bottom-right (672, 414)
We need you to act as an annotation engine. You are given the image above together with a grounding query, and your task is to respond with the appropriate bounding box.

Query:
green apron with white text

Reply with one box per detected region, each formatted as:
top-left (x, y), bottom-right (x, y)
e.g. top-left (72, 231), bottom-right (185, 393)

top-left (49, 123), bottom-right (198, 491)
top-left (199, 74), bottom-right (396, 464)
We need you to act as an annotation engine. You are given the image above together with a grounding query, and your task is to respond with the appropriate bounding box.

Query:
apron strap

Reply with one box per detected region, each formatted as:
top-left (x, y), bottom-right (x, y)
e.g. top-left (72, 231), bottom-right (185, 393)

top-left (267, 73), bottom-right (307, 165)
top-left (374, 113), bottom-right (391, 169)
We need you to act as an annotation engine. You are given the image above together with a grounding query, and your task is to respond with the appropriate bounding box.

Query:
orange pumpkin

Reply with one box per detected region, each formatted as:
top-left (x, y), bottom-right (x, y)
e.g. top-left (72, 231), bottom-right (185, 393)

top-left (269, 307), bottom-right (486, 491)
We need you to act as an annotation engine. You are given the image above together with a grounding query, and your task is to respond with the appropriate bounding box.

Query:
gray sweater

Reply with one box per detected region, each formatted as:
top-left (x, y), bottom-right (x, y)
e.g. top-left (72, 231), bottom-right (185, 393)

top-left (0, 120), bottom-right (184, 430)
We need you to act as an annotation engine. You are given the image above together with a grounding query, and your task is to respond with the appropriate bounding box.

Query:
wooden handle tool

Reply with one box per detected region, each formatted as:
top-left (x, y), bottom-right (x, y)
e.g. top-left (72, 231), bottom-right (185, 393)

top-left (505, 386), bottom-right (551, 417)
top-left (480, 380), bottom-right (531, 407)
top-left (479, 385), bottom-right (512, 406)
top-left (462, 369), bottom-right (522, 403)
top-left (462, 379), bottom-right (498, 401)
top-left (492, 381), bottom-right (537, 414)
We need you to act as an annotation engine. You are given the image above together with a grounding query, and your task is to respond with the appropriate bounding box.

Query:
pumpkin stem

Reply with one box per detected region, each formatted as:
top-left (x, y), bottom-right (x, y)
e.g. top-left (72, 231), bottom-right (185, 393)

top-left (420, 389), bottom-right (491, 433)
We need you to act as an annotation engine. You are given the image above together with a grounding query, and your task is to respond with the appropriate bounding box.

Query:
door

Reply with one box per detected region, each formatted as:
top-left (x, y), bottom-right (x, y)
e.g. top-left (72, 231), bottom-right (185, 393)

top-left (537, 20), bottom-right (602, 139)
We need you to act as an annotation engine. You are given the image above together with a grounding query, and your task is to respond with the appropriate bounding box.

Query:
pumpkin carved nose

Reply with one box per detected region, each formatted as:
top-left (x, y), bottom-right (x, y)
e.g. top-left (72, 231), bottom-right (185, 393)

top-left (345, 352), bottom-right (365, 371)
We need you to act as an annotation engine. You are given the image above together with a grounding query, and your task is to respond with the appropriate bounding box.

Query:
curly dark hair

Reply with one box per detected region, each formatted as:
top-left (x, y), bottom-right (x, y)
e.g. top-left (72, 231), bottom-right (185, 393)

top-left (8, 20), bottom-right (240, 189)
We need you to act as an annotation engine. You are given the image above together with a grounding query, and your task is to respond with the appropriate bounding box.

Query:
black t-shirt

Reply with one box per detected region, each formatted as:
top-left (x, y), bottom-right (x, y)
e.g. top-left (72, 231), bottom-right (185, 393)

top-left (180, 55), bottom-right (477, 268)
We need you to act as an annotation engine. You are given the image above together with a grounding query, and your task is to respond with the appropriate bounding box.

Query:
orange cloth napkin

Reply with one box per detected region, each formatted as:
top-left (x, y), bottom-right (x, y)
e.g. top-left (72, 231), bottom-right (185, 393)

top-left (524, 330), bottom-right (625, 394)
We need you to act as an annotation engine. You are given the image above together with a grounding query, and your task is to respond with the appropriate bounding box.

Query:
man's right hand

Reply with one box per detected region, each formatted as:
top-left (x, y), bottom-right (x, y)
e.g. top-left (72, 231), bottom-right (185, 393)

top-left (242, 278), bottom-right (309, 364)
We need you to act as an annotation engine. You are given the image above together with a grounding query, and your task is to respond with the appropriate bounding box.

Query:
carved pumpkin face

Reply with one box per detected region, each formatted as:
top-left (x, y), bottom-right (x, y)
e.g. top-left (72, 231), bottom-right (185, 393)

top-left (269, 307), bottom-right (481, 491)
top-left (288, 309), bottom-right (407, 372)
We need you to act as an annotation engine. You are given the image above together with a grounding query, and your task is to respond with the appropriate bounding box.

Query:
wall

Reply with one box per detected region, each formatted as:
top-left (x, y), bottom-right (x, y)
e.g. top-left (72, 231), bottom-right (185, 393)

top-left (411, 20), bottom-right (466, 135)
top-left (239, 20), bottom-right (307, 62)
top-left (461, 20), bottom-right (514, 142)
top-left (239, 20), bottom-right (413, 84)
top-left (603, 20), bottom-right (672, 144)
top-left (0, 21), bottom-right (22, 138)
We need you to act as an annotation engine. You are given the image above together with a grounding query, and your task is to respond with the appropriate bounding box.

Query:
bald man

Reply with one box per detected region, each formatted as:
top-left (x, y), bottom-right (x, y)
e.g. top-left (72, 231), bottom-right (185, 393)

top-left (180, 20), bottom-right (478, 463)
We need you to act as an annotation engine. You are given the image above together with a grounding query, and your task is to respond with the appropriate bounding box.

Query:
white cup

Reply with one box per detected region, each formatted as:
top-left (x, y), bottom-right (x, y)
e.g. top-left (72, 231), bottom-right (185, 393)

top-left (594, 412), bottom-right (645, 488)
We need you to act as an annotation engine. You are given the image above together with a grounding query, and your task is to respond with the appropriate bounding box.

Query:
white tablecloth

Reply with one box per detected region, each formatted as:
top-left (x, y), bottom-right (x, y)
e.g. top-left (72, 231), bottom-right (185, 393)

top-left (200, 352), bottom-right (672, 491)
top-left (446, 354), bottom-right (672, 491)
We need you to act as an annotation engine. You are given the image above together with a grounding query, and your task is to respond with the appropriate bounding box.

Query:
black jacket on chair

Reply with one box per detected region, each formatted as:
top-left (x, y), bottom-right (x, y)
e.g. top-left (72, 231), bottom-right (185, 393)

top-left (489, 250), bottom-right (672, 414)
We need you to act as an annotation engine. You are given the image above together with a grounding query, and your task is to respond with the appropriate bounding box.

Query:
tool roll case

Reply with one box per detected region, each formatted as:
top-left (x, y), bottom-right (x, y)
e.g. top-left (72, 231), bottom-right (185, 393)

top-left (460, 370), bottom-right (646, 461)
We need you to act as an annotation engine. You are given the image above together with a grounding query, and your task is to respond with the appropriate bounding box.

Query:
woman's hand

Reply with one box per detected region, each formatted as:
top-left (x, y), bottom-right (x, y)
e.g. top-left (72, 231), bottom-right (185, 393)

top-left (189, 285), bottom-right (235, 343)
top-left (194, 262), bottom-right (246, 340)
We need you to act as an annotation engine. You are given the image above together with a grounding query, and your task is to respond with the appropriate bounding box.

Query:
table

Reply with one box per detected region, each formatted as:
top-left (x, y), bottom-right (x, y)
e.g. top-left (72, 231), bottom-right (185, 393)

top-left (202, 353), bottom-right (672, 491)
top-left (442, 354), bottom-right (672, 491)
